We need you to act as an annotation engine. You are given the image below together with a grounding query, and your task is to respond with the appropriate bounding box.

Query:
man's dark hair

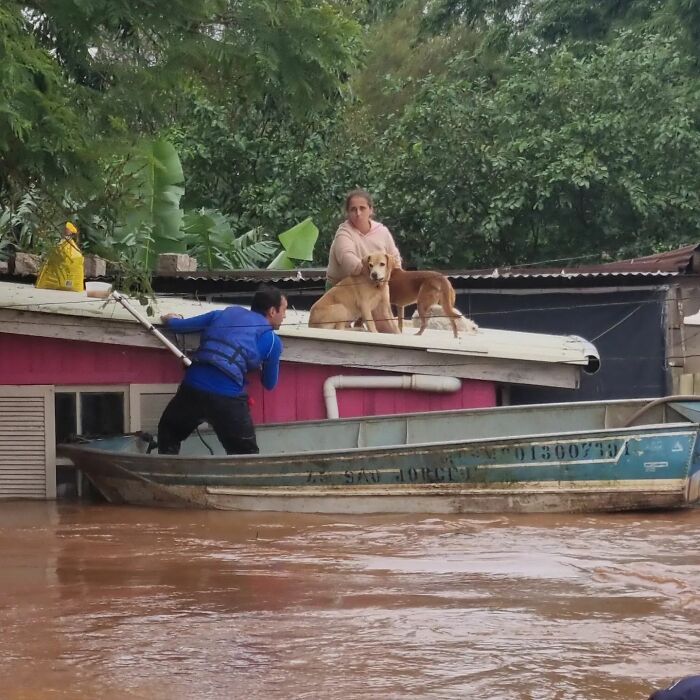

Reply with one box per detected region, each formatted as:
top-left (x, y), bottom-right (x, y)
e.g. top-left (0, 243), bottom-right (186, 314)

top-left (251, 285), bottom-right (284, 315)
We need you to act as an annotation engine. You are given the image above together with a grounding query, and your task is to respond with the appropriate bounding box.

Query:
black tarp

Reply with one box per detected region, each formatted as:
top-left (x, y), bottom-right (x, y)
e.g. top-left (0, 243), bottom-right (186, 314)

top-left (458, 288), bottom-right (668, 403)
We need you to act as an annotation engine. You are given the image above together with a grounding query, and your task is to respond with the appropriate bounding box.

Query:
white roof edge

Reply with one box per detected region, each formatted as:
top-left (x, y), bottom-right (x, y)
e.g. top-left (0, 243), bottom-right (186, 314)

top-left (0, 281), bottom-right (599, 368)
top-left (280, 324), bottom-right (599, 367)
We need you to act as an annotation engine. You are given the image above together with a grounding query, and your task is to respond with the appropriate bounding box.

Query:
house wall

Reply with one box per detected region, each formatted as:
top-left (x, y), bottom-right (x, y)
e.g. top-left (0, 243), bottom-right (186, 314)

top-left (0, 333), bottom-right (184, 385)
top-left (1, 333), bottom-right (497, 423)
top-left (246, 364), bottom-right (496, 422)
top-left (0, 332), bottom-right (496, 500)
top-left (671, 280), bottom-right (700, 392)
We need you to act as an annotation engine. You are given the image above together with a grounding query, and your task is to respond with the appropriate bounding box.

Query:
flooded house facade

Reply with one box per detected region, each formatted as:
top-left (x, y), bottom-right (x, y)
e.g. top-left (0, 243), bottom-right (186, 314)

top-left (0, 280), bottom-right (597, 500)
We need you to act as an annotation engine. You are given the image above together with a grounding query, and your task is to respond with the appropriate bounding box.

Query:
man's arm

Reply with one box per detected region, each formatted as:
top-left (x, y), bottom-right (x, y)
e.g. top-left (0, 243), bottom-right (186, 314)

top-left (161, 310), bottom-right (221, 333)
top-left (259, 333), bottom-right (283, 390)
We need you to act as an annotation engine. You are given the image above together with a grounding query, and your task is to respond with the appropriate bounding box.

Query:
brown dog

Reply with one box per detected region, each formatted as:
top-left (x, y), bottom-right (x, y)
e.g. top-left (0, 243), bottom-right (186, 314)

top-left (309, 252), bottom-right (396, 332)
top-left (389, 268), bottom-right (466, 338)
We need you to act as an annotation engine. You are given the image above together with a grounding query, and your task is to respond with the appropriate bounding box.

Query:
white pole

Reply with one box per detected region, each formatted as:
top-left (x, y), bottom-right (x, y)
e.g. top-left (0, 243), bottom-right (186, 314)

top-left (110, 290), bottom-right (192, 367)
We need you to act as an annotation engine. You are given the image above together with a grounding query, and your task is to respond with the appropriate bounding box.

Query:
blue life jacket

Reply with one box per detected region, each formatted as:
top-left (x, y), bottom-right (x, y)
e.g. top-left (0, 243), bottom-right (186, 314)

top-left (193, 306), bottom-right (273, 385)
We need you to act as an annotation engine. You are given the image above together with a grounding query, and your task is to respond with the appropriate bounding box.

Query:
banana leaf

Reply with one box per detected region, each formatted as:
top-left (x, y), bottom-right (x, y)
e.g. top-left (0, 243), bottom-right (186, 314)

top-left (267, 217), bottom-right (318, 269)
top-left (266, 250), bottom-right (296, 270)
top-left (184, 210), bottom-right (278, 270)
top-left (119, 139), bottom-right (186, 268)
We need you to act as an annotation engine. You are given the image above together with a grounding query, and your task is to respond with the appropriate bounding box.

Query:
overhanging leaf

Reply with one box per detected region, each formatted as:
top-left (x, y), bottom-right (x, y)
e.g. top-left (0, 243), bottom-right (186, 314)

top-left (267, 250), bottom-right (296, 269)
top-left (277, 217), bottom-right (318, 262)
top-left (122, 139), bottom-right (186, 268)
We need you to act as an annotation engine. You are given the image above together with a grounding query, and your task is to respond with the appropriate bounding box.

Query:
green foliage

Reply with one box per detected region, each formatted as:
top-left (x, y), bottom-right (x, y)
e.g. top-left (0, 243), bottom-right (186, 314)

top-left (350, 1), bottom-right (486, 118)
top-left (172, 91), bottom-right (372, 251)
top-left (0, 186), bottom-right (81, 261)
top-left (0, 6), bottom-right (87, 198)
top-left (183, 210), bottom-right (278, 270)
top-left (0, 188), bottom-right (45, 258)
top-left (23, 0), bottom-right (362, 116)
top-left (421, 0), bottom-right (523, 35)
top-left (5, 0), bottom-right (700, 284)
top-left (267, 217), bottom-right (319, 269)
top-left (419, 0), bottom-right (700, 56)
top-left (93, 138), bottom-right (308, 274)
top-left (113, 139), bottom-right (186, 269)
top-left (376, 30), bottom-right (700, 267)
top-left (1, 0), bottom-right (363, 284)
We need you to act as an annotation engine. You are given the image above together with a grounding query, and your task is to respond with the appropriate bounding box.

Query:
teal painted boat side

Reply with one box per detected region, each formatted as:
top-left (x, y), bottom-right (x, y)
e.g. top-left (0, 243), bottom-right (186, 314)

top-left (57, 398), bottom-right (700, 513)
top-left (62, 426), bottom-right (696, 489)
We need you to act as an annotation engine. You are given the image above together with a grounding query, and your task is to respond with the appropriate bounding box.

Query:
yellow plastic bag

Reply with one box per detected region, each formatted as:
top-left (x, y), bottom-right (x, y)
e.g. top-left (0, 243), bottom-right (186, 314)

top-left (36, 237), bottom-right (85, 292)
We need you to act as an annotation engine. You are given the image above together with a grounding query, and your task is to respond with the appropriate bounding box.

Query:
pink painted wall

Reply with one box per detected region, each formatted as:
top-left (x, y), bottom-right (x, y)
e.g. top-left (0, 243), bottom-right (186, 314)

top-left (0, 333), bottom-right (184, 385)
top-left (1, 333), bottom-right (496, 422)
top-left (249, 362), bottom-right (496, 423)
top-left (247, 365), bottom-right (496, 422)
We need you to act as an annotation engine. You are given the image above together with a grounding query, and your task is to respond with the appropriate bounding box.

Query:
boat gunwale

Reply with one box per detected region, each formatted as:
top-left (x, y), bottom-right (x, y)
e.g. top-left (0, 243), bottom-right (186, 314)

top-left (58, 421), bottom-right (700, 464)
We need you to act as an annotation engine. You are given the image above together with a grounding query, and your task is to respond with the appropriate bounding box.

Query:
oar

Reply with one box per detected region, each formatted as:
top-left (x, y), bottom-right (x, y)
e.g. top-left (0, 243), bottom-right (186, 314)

top-left (110, 290), bottom-right (192, 367)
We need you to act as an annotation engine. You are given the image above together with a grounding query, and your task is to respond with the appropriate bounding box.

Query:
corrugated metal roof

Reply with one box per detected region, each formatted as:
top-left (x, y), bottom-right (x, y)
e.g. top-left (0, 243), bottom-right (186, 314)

top-left (596, 243), bottom-right (700, 272)
top-left (151, 267), bottom-right (682, 282)
top-left (0, 281), bottom-right (599, 369)
top-left (446, 244), bottom-right (700, 280)
top-left (146, 244), bottom-right (699, 282)
top-left (4, 244), bottom-right (698, 284)
top-left (155, 268), bottom-right (328, 283)
top-left (447, 269), bottom-right (681, 280)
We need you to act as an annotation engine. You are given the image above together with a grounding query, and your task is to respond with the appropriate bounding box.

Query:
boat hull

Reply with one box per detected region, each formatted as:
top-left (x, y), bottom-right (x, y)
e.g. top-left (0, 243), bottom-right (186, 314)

top-left (61, 411), bottom-right (700, 514)
top-left (91, 477), bottom-right (690, 514)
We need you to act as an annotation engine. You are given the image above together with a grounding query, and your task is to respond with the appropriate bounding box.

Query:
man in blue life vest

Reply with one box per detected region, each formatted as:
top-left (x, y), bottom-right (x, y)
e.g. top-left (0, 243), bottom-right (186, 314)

top-left (157, 285), bottom-right (287, 455)
top-left (649, 676), bottom-right (700, 699)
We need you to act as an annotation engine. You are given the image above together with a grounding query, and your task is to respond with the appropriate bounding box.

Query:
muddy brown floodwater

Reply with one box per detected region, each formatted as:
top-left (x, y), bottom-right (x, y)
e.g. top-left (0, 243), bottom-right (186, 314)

top-left (1, 502), bottom-right (699, 699)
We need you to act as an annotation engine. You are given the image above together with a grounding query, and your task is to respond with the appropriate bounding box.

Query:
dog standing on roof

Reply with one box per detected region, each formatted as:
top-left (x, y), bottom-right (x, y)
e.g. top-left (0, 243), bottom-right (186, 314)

top-left (389, 268), bottom-right (478, 338)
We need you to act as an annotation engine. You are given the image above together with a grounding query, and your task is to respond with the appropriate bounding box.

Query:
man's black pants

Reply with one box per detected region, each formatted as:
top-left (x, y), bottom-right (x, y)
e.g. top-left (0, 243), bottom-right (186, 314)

top-left (158, 383), bottom-right (259, 455)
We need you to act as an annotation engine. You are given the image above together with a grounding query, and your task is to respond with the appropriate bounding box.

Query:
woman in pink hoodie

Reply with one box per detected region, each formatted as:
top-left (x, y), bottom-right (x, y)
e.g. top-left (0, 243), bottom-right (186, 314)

top-left (326, 190), bottom-right (402, 285)
top-left (325, 190), bottom-right (402, 332)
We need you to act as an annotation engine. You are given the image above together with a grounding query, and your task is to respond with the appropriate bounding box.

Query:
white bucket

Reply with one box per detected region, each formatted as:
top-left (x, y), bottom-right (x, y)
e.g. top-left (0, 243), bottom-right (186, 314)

top-left (85, 281), bottom-right (112, 299)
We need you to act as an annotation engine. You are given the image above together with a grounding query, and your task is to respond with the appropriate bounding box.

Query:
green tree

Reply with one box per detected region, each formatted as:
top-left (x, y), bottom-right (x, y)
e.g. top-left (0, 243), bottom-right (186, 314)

top-left (2, 0), bottom-right (364, 274)
top-left (0, 6), bottom-right (87, 198)
top-left (376, 31), bottom-right (700, 267)
top-left (420, 0), bottom-right (700, 57)
top-left (171, 91), bottom-right (373, 249)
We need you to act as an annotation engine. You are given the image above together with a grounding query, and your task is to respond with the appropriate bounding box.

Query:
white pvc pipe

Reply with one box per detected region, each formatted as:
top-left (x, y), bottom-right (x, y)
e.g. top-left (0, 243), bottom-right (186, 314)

top-left (111, 290), bottom-right (192, 367)
top-left (323, 374), bottom-right (462, 419)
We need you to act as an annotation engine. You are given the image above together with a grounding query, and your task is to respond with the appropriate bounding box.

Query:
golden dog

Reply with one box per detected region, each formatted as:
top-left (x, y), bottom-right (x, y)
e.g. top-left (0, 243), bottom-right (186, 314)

top-left (389, 268), bottom-right (468, 338)
top-left (309, 252), bottom-right (396, 332)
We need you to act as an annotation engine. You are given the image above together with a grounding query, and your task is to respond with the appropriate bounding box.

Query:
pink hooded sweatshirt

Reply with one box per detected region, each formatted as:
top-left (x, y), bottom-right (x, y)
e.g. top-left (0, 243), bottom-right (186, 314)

top-left (326, 220), bottom-right (402, 286)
